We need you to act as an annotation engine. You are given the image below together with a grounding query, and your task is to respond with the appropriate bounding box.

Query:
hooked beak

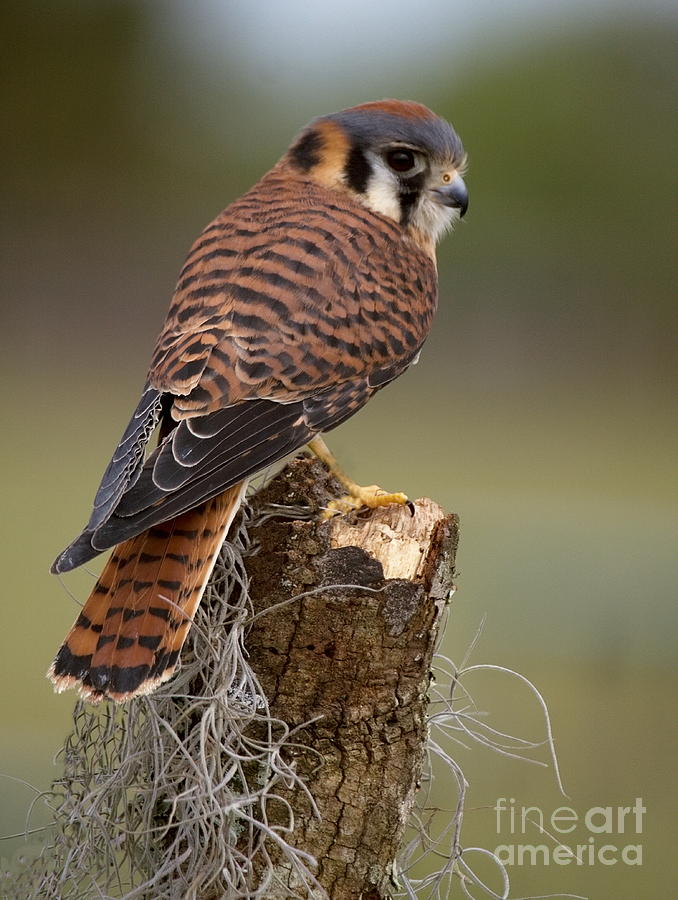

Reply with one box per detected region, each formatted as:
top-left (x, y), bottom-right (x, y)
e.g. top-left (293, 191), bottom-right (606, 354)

top-left (431, 173), bottom-right (469, 218)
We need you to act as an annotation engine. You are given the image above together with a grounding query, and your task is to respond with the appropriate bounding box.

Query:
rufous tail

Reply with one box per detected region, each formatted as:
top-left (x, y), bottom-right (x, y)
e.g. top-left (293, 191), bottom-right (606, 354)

top-left (49, 483), bottom-right (246, 703)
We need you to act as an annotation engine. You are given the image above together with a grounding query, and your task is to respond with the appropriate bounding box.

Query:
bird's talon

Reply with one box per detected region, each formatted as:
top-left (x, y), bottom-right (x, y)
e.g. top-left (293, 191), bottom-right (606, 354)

top-left (322, 485), bottom-right (409, 519)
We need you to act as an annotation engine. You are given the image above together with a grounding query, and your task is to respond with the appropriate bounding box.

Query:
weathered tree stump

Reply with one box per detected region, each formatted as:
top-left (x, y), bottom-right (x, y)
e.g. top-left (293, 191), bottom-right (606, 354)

top-left (245, 456), bottom-right (458, 898)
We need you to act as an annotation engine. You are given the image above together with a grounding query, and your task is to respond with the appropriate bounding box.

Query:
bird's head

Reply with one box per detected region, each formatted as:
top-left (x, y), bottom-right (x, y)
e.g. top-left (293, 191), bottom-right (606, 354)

top-left (285, 99), bottom-right (468, 253)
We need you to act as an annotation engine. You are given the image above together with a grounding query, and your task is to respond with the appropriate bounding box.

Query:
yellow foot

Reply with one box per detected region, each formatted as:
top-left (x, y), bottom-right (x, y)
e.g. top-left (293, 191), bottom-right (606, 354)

top-left (323, 485), bottom-right (409, 518)
top-left (307, 436), bottom-right (410, 519)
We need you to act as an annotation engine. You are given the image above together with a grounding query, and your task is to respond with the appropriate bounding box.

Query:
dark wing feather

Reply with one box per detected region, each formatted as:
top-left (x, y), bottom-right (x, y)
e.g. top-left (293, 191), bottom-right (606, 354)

top-left (168, 402), bottom-right (282, 470)
top-left (87, 385), bottom-right (163, 530)
top-left (53, 400), bottom-right (312, 570)
top-left (97, 431), bottom-right (305, 545)
top-left (120, 401), bottom-right (306, 509)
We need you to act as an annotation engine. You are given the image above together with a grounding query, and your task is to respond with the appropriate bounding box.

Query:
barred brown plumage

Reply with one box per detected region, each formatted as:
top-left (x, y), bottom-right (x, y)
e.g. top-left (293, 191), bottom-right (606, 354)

top-left (50, 485), bottom-right (245, 702)
top-left (50, 99), bottom-right (468, 702)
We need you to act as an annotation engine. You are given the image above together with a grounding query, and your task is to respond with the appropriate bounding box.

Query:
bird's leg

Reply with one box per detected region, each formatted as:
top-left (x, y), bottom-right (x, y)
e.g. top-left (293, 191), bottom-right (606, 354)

top-left (307, 436), bottom-right (409, 518)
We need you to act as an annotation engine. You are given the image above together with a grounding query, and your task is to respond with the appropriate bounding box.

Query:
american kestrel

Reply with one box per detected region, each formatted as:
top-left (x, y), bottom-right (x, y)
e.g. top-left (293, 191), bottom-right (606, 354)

top-left (50, 100), bottom-right (468, 702)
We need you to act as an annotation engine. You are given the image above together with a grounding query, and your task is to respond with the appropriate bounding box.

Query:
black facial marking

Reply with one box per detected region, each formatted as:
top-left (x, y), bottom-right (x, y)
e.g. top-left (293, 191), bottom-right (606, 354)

top-left (398, 170), bottom-right (426, 226)
top-left (289, 128), bottom-right (323, 172)
top-left (345, 144), bottom-right (371, 194)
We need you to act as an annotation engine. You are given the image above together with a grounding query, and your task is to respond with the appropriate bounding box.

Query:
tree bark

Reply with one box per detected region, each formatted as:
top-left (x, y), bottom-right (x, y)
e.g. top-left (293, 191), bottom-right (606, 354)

top-left (245, 457), bottom-right (458, 899)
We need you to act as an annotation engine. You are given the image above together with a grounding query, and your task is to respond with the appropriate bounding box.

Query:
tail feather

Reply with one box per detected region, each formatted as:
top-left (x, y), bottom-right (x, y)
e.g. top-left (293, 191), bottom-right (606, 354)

top-left (49, 482), bottom-right (246, 702)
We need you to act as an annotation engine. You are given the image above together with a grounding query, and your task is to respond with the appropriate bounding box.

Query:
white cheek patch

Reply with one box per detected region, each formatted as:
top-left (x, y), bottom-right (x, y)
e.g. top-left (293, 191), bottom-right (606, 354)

top-left (362, 163), bottom-right (401, 222)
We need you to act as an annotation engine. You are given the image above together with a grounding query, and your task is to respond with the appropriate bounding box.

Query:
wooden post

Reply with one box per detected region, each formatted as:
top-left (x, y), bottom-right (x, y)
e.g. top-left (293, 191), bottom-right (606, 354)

top-left (244, 457), bottom-right (458, 898)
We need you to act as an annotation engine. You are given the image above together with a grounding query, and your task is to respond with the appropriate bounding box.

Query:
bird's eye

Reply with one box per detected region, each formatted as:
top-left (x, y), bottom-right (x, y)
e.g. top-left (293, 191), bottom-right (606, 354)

top-left (385, 148), bottom-right (417, 174)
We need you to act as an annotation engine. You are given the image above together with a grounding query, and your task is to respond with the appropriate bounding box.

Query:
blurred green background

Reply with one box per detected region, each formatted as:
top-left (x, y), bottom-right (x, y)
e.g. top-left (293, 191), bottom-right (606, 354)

top-left (2, 1), bottom-right (676, 896)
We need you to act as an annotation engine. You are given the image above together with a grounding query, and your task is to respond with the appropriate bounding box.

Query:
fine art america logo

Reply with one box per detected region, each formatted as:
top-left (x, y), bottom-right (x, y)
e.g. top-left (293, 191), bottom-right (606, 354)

top-left (493, 798), bottom-right (645, 866)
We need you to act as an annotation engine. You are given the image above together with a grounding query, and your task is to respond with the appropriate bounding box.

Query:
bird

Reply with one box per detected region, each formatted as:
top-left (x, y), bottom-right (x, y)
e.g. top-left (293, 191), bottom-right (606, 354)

top-left (49, 99), bottom-right (468, 703)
